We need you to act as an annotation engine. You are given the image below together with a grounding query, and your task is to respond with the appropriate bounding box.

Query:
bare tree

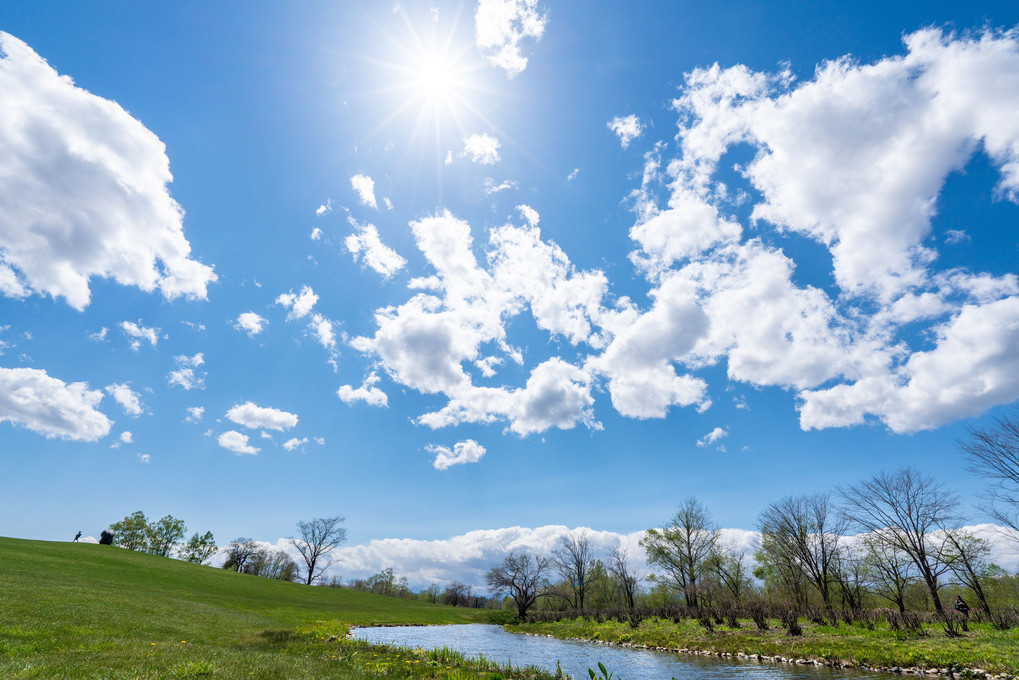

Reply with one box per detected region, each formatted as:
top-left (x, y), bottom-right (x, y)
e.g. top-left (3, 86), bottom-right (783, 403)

top-left (943, 529), bottom-right (994, 616)
top-left (640, 497), bottom-right (718, 608)
top-left (607, 545), bottom-right (643, 609)
top-left (959, 410), bottom-right (1019, 544)
top-left (551, 530), bottom-right (594, 610)
top-left (831, 544), bottom-right (866, 611)
top-left (859, 533), bottom-right (916, 613)
top-left (711, 543), bottom-right (753, 604)
top-left (758, 494), bottom-right (846, 611)
top-left (840, 468), bottom-right (957, 613)
top-left (289, 516), bottom-right (347, 585)
top-left (486, 552), bottom-right (549, 619)
top-left (248, 549), bottom-right (299, 581)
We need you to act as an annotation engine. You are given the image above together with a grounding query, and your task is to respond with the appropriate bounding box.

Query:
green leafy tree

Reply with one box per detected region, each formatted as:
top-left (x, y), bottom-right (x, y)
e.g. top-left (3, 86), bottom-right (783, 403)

top-left (110, 511), bottom-right (149, 551)
top-left (180, 531), bottom-right (218, 565)
top-left (641, 497), bottom-right (718, 608)
top-left (146, 514), bottom-right (187, 557)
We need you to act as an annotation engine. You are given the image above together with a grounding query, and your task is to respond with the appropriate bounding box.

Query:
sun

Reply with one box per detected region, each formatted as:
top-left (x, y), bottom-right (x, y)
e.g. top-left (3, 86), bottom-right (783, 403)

top-left (412, 51), bottom-right (460, 103)
top-left (360, 7), bottom-right (496, 151)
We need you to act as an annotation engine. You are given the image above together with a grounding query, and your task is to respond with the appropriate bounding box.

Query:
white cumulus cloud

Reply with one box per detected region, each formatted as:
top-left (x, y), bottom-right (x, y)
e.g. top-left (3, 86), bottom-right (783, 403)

top-left (462, 133), bottom-right (501, 165)
top-left (474, 0), bottom-right (547, 77)
top-left (345, 221), bottom-right (407, 279)
top-left (276, 286), bottom-right (319, 321)
top-left (226, 401), bottom-right (299, 431)
top-left (167, 353), bottom-right (206, 391)
top-left (696, 426), bottom-right (728, 450)
top-left (0, 367), bottom-right (111, 441)
top-left (0, 32), bottom-right (215, 310)
top-left (282, 437), bottom-right (309, 451)
top-left (428, 439), bottom-right (486, 470)
top-left (608, 114), bottom-right (644, 148)
top-left (217, 430), bottom-right (259, 455)
top-left (351, 173), bottom-right (378, 209)
top-left (120, 321), bottom-right (160, 351)
top-left (105, 383), bottom-right (143, 416)
top-left (235, 312), bottom-right (267, 336)
top-left (337, 372), bottom-right (389, 407)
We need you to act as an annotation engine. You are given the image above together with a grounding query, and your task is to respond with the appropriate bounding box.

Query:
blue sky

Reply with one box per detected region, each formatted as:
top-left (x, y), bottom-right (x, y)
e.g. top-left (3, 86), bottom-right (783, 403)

top-left (2, 1), bottom-right (1019, 585)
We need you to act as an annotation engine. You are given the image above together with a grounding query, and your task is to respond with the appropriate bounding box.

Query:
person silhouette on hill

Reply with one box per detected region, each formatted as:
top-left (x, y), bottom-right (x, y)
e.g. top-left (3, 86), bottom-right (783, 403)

top-left (954, 595), bottom-right (970, 618)
top-left (73, 530), bottom-right (81, 542)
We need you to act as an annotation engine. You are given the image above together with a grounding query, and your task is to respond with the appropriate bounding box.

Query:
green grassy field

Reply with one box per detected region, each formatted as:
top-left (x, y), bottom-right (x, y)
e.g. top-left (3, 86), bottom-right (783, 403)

top-left (0, 537), bottom-right (552, 680)
top-left (512, 614), bottom-right (1019, 676)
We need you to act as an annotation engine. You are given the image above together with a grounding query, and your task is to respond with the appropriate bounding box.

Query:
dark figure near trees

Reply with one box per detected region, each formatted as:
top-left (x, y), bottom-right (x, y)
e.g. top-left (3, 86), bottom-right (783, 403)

top-left (73, 531), bottom-right (81, 542)
top-left (99, 529), bottom-right (114, 545)
top-left (954, 595), bottom-right (970, 617)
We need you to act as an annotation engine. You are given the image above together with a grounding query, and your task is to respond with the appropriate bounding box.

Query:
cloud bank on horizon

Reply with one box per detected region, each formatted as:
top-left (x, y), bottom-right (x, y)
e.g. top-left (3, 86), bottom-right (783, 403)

top-left (236, 522), bottom-right (1019, 591)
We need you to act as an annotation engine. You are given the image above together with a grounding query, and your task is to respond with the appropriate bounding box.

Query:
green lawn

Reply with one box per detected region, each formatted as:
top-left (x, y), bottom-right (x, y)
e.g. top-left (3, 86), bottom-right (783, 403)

top-left (512, 615), bottom-right (1019, 676)
top-left (0, 537), bottom-right (550, 680)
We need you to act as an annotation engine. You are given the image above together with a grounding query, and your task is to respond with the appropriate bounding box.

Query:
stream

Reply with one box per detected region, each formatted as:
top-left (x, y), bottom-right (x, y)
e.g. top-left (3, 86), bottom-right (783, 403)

top-left (353, 624), bottom-right (886, 680)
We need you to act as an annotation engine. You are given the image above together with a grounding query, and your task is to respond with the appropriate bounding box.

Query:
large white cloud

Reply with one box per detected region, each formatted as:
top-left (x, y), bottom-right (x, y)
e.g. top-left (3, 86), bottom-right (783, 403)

top-left (474, 0), bottom-right (547, 77)
top-left (352, 210), bottom-right (607, 435)
top-left (627, 27), bottom-right (1019, 433)
top-left (0, 367), bottom-right (111, 441)
top-left (0, 32), bottom-right (216, 310)
top-left (226, 401), bottom-right (298, 431)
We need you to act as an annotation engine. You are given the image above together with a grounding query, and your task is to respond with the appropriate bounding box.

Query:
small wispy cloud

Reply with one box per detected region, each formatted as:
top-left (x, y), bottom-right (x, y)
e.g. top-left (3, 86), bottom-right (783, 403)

top-left (427, 439), bottom-right (486, 470)
top-left (351, 174), bottom-right (378, 209)
top-left (607, 114), bottom-right (644, 148)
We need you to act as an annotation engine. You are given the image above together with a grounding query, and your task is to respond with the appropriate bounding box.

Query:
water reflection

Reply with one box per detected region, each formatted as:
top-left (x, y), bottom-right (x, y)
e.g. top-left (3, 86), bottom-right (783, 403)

top-left (353, 624), bottom-right (885, 680)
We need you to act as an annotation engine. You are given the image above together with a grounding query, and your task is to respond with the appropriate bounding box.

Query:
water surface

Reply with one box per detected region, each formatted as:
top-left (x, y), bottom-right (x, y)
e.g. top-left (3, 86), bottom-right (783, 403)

top-left (353, 624), bottom-right (885, 680)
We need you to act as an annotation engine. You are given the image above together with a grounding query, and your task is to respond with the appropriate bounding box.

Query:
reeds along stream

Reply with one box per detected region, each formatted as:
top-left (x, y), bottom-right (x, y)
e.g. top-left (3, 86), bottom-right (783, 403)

top-left (353, 623), bottom-right (887, 680)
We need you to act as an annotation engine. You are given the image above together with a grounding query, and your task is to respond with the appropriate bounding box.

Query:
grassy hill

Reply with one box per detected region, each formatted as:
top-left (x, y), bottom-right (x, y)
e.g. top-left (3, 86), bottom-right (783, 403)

top-left (0, 537), bottom-right (529, 680)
